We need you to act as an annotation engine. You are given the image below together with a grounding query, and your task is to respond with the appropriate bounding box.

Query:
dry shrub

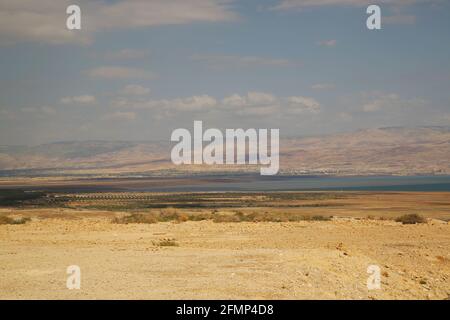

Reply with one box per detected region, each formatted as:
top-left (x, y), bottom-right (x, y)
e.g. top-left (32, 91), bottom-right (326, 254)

top-left (112, 210), bottom-right (333, 224)
top-left (211, 211), bottom-right (332, 223)
top-left (436, 255), bottom-right (450, 263)
top-left (366, 215), bottom-right (389, 221)
top-left (395, 214), bottom-right (426, 225)
top-left (160, 208), bottom-right (195, 222)
top-left (175, 213), bottom-right (189, 222)
top-left (213, 214), bottom-right (242, 223)
top-left (311, 215), bottom-right (332, 221)
top-left (240, 211), bottom-right (292, 222)
top-left (189, 213), bottom-right (213, 221)
top-left (159, 208), bottom-right (181, 222)
top-left (112, 213), bottom-right (158, 224)
top-left (0, 216), bottom-right (31, 225)
top-left (153, 238), bottom-right (178, 247)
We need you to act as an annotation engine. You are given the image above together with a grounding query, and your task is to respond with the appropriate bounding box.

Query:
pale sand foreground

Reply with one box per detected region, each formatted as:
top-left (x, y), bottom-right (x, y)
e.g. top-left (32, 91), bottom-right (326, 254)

top-left (0, 212), bottom-right (449, 300)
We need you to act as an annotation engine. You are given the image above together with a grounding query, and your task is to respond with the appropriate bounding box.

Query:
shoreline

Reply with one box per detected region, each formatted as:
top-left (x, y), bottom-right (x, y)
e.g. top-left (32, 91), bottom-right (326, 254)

top-left (1, 175), bottom-right (450, 192)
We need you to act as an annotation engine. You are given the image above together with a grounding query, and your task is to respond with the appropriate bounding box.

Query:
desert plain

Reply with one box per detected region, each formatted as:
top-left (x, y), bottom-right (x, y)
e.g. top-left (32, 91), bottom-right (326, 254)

top-left (0, 191), bottom-right (449, 300)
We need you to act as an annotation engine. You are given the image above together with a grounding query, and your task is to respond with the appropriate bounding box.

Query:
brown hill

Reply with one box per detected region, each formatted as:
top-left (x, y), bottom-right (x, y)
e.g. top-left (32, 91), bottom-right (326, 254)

top-left (0, 126), bottom-right (449, 176)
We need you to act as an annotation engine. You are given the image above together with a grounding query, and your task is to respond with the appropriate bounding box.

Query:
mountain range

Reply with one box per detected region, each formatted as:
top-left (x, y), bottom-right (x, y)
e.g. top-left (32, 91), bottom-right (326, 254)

top-left (1, 126), bottom-right (449, 176)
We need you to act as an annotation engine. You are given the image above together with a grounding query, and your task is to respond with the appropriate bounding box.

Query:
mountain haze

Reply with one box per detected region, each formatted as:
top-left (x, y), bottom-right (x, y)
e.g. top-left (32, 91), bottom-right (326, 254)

top-left (1, 127), bottom-right (449, 176)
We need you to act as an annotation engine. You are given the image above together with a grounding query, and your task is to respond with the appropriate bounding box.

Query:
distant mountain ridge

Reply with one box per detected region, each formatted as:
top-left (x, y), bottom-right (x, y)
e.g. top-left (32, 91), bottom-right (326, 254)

top-left (1, 126), bottom-right (449, 176)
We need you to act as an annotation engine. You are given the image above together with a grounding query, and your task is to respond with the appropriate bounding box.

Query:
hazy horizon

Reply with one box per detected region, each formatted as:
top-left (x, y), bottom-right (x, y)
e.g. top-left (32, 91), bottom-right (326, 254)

top-left (0, 124), bottom-right (448, 147)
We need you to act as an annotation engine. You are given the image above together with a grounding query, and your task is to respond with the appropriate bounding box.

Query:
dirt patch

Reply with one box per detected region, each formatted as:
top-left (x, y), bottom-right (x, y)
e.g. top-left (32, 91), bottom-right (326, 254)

top-left (0, 211), bottom-right (449, 300)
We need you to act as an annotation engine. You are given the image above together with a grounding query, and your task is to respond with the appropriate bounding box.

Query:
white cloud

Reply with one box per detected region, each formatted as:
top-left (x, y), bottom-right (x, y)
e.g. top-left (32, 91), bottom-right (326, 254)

top-left (311, 83), bottom-right (335, 90)
top-left (143, 95), bottom-right (218, 111)
top-left (222, 94), bottom-right (247, 107)
top-left (115, 94), bottom-right (218, 113)
top-left (86, 66), bottom-right (154, 79)
top-left (317, 39), bottom-right (337, 47)
top-left (113, 91), bottom-right (321, 118)
top-left (222, 92), bottom-right (277, 107)
top-left (170, 95), bottom-right (218, 111)
top-left (221, 92), bottom-right (280, 116)
top-left (41, 106), bottom-right (56, 115)
top-left (362, 93), bottom-right (427, 113)
top-left (121, 84), bottom-right (150, 96)
top-left (286, 96), bottom-right (321, 114)
top-left (104, 49), bottom-right (149, 60)
top-left (192, 54), bottom-right (295, 68)
top-left (102, 111), bottom-right (136, 121)
top-left (20, 106), bottom-right (56, 115)
top-left (0, 0), bottom-right (237, 45)
top-left (338, 112), bottom-right (353, 121)
top-left (236, 105), bottom-right (279, 116)
top-left (93, 0), bottom-right (237, 29)
top-left (61, 95), bottom-right (96, 104)
top-left (20, 107), bottom-right (36, 113)
top-left (0, 1), bottom-right (91, 45)
top-left (273, 0), bottom-right (431, 10)
top-left (362, 93), bottom-right (399, 112)
top-left (247, 92), bottom-right (277, 105)
top-left (222, 92), bottom-right (321, 116)
top-left (222, 92), bottom-right (278, 116)
top-left (0, 109), bottom-right (16, 120)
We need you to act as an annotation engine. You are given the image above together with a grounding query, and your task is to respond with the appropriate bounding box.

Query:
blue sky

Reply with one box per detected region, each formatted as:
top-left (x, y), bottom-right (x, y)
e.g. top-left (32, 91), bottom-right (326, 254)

top-left (1, 0), bottom-right (450, 145)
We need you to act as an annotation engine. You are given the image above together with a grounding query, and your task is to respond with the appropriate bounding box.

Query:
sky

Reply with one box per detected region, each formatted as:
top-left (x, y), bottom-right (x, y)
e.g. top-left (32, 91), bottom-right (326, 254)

top-left (0, 0), bottom-right (450, 145)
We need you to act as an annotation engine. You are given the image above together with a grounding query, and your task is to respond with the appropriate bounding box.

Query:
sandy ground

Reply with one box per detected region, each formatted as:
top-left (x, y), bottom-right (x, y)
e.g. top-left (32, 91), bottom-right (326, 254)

top-left (0, 210), bottom-right (449, 300)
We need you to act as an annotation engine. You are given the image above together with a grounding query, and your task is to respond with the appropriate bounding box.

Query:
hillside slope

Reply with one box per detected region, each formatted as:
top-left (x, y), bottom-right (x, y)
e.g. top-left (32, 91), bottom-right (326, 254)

top-left (0, 126), bottom-right (449, 176)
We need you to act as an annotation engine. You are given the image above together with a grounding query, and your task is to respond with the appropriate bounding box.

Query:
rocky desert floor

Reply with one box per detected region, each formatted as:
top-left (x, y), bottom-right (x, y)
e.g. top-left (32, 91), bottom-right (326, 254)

top-left (0, 206), bottom-right (449, 300)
